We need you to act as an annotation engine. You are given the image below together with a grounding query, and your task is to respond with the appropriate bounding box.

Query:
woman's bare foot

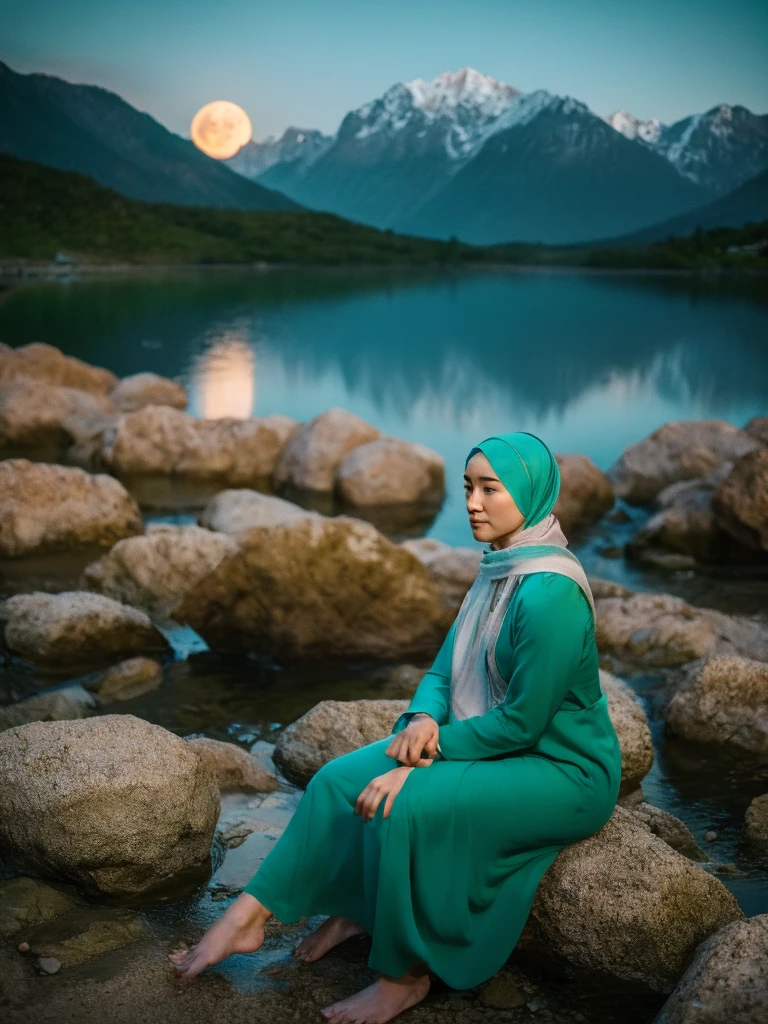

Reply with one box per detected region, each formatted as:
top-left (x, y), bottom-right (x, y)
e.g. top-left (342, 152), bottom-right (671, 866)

top-left (168, 892), bottom-right (272, 980)
top-left (294, 915), bottom-right (367, 962)
top-left (320, 966), bottom-right (430, 1023)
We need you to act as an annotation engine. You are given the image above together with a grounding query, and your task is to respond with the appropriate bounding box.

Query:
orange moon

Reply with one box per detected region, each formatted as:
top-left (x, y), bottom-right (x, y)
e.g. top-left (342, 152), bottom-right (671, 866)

top-left (190, 100), bottom-right (252, 159)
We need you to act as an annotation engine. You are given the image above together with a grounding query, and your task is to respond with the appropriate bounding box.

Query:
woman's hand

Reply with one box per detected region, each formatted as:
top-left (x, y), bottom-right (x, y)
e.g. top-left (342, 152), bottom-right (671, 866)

top-left (355, 766), bottom-right (413, 822)
top-left (385, 712), bottom-right (440, 768)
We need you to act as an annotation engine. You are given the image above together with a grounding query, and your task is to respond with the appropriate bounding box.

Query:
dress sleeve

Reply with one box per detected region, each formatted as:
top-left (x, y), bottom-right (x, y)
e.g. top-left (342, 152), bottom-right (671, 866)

top-left (436, 574), bottom-right (590, 761)
top-left (390, 619), bottom-right (456, 734)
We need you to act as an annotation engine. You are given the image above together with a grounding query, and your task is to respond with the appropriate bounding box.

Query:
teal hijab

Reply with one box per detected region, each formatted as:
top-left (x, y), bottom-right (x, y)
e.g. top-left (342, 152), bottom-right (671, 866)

top-left (465, 431), bottom-right (560, 529)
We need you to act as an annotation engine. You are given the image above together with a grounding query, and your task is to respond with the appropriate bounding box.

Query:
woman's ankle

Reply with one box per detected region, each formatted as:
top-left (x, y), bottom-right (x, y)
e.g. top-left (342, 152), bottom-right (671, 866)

top-left (234, 891), bottom-right (272, 926)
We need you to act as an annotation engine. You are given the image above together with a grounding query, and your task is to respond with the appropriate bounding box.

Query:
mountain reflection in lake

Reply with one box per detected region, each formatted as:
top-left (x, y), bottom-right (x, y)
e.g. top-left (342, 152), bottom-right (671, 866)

top-left (1, 265), bottom-right (765, 549)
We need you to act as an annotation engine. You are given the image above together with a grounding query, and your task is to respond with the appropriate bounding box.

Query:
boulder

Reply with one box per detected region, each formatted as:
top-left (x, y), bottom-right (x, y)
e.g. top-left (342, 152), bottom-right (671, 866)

top-left (0, 342), bottom-right (117, 395)
top-left (174, 515), bottom-right (451, 663)
top-left (742, 793), bottom-right (768, 858)
top-left (743, 415), bottom-right (768, 446)
top-left (712, 449), bottom-right (768, 552)
top-left (399, 537), bottom-right (481, 610)
top-left (588, 576), bottom-right (635, 599)
top-left (0, 376), bottom-right (115, 448)
top-left (0, 877), bottom-right (77, 939)
top-left (82, 524), bottom-right (239, 619)
top-left (83, 657), bottom-right (163, 703)
top-left (518, 805), bottom-right (743, 992)
top-left (653, 915), bottom-right (768, 1024)
top-left (0, 460), bottom-right (143, 558)
top-left (198, 489), bottom-right (316, 534)
top-left (273, 698), bottom-right (409, 787)
top-left (273, 406), bottom-right (380, 492)
top-left (599, 670), bottom-right (654, 794)
top-left (553, 454), bottom-right (615, 531)
top-left (628, 802), bottom-right (707, 861)
top-left (595, 592), bottom-right (768, 673)
top-left (185, 737), bottom-right (279, 794)
top-left (665, 655), bottom-right (768, 757)
top-left (0, 715), bottom-right (220, 897)
top-left (1, 591), bottom-right (170, 670)
top-left (608, 420), bottom-right (761, 503)
top-left (0, 684), bottom-right (96, 731)
top-left (109, 372), bottom-right (187, 412)
top-left (335, 437), bottom-right (445, 506)
top-left (101, 405), bottom-right (299, 484)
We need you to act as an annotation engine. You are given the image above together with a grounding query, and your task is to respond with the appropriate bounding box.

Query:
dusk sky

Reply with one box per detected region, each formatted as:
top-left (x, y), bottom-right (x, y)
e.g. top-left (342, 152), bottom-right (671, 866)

top-left (5, 0), bottom-right (768, 141)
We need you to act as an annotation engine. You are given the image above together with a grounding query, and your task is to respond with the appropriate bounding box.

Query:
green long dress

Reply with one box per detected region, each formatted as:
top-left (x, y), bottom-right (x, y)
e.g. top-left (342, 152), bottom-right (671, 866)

top-left (244, 571), bottom-right (623, 990)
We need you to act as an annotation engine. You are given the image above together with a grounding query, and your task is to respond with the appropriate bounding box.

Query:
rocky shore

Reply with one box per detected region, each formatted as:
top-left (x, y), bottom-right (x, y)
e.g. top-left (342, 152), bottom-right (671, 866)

top-left (1, 341), bottom-right (767, 1024)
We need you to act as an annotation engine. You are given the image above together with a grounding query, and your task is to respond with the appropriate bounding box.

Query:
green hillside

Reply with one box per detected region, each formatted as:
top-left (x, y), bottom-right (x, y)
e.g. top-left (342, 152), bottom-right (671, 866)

top-left (1, 153), bottom-right (766, 270)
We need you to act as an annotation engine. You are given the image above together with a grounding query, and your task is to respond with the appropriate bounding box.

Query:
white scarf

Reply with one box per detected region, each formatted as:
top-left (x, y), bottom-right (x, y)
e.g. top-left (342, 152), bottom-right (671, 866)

top-left (449, 513), bottom-right (595, 722)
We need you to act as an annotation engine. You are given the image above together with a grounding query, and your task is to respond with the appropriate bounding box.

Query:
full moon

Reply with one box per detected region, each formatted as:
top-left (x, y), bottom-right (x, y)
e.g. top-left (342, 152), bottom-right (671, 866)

top-left (190, 100), bottom-right (252, 159)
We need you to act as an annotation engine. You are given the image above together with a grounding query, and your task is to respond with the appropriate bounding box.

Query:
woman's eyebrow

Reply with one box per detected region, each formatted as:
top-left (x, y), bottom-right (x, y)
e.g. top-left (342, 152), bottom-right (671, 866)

top-left (464, 474), bottom-right (500, 482)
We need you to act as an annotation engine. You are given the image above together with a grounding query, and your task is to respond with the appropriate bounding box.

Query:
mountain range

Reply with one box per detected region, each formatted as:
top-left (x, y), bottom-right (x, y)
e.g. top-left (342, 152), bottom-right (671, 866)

top-left (2, 61), bottom-right (766, 246)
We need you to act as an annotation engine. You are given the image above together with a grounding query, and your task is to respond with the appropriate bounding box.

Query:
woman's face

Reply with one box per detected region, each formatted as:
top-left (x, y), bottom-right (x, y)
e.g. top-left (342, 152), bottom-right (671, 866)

top-left (464, 451), bottom-right (526, 548)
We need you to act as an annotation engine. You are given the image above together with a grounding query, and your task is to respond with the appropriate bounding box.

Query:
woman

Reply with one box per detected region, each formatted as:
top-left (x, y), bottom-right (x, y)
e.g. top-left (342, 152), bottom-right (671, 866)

top-left (169, 431), bottom-right (623, 1024)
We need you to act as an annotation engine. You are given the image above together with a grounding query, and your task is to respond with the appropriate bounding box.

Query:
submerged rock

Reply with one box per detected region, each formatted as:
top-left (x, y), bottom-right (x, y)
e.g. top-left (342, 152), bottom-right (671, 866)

top-left (186, 736), bottom-right (279, 794)
top-left (83, 657), bottom-right (163, 703)
top-left (0, 342), bottom-right (117, 395)
top-left (335, 437), bottom-right (445, 506)
top-left (273, 698), bottom-right (409, 787)
top-left (599, 670), bottom-right (654, 795)
top-left (174, 515), bottom-right (451, 663)
top-left (608, 420), bottom-right (761, 503)
top-left (665, 655), bottom-right (768, 757)
top-left (273, 406), bottom-right (380, 492)
top-left (653, 914), bottom-right (768, 1023)
top-left (82, 524), bottom-right (239, 619)
top-left (27, 907), bottom-right (144, 968)
top-left (198, 488), bottom-right (316, 534)
top-left (0, 683), bottom-right (96, 731)
top-left (0, 715), bottom-right (219, 897)
top-left (595, 591), bottom-right (768, 672)
top-left (109, 373), bottom-right (187, 412)
top-left (712, 448), bottom-right (768, 552)
top-left (100, 405), bottom-right (299, 484)
top-left (1, 591), bottom-right (170, 670)
top-left (519, 805), bottom-right (743, 992)
top-left (553, 453), bottom-right (615, 532)
top-left (0, 459), bottom-right (143, 558)
top-left (0, 877), bottom-right (77, 939)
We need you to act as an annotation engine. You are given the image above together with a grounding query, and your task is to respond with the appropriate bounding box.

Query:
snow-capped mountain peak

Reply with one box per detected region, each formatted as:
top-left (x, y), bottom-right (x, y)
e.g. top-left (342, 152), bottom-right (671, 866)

top-left (404, 67), bottom-right (519, 118)
top-left (605, 109), bottom-right (662, 144)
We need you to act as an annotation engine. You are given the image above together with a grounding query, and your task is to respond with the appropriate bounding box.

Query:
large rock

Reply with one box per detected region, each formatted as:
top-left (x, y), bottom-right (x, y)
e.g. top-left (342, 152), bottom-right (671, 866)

top-left (273, 698), bottom-right (410, 787)
top-left (82, 524), bottom-right (239, 619)
top-left (628, 802), bottom-right (707, 861)
top-left (599, 670), bottom-right (654, 794)
top-left (0, 376), bottom-right (115, 448)
top-left (665, 655), bottom-right (768, 757)
top-left (744, 415), bottom-right (768, 446)
top-left (198, 489), bottom-right (316, 534)
top-left (185, 737), bottom-right (279, 794)
top-left (109, 372), bottom-right (187, 412)
top-left (595, 591), bottom-right (768, 672)
top-left (0, 460), bottom-right (143, 558)
top-left (0, 715), bottom-right (220, 897)
top-left (553, 454), bottom-right (615, 532)
top-left (1, 592), bottom-right (170, 670)
top-left (608, 420), bottom-right (761, 503)
top-left (742, 793), bottom-right (768, 859)
top-left (83, 657), bottom-right (163, 703)
top-left (518, 805), bottom-right (743, 992)
top-left (399, 537), bottom-right (481, 610)
top-left (335, 437), bottom-right (445, 506)
top-left (0, 342), bottom-right (117, 395)
top-left (273, 406), bottom-right (380, 492)
top-left (101, 405), bottom-right (299, 484)
top-left (174, 515), bottom-right (451, 663)
top-left (0, 684), bottom-right (96, 731)
top-left (653, 915), bottom-right (768, 1024)
top-left (712, 449), bottom-right (768, 552)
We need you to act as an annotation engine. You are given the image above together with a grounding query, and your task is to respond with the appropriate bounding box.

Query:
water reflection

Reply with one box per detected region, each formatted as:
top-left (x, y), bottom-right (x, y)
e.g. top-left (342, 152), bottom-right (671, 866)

top-left (194, 329), bottom-right (255, 419)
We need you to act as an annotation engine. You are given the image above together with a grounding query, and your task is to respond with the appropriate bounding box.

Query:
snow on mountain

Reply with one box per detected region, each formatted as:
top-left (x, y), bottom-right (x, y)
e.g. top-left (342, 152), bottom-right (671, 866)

top-left (226, 126), bottom-right (332, 180)
top-left (605, 109), bottom-right (661, 145)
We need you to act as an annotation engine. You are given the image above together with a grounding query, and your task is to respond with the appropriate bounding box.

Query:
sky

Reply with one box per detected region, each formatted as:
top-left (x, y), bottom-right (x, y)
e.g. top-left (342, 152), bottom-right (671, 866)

top-left (4, 0), bottom-right (768, 142)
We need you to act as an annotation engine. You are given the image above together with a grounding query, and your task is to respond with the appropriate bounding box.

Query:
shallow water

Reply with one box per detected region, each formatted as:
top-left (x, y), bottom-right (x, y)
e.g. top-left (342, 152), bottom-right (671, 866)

top-left (1, 266), bottom-right (767, 1015)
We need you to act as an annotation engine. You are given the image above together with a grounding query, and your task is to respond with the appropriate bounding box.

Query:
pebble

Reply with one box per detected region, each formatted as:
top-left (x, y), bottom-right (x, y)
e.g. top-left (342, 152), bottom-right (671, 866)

top-left (17, 941), bottom-right (30, 953)
top-left (704, 830), bottom-right (718, 841)
top-left (527, 998), bottom-right (544, 1012)
top-left (36, 957), bottom-right (61, 975)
